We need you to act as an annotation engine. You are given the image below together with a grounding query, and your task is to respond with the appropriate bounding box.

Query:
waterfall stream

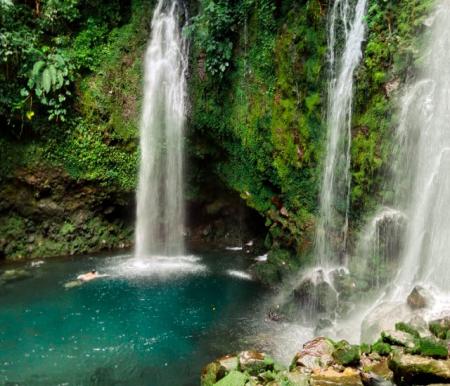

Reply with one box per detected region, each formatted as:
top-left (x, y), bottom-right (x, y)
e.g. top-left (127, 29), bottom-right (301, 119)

top-left (315, 0), bottom-right (368, 265)
top-left (135, 0), bottom-right (187, 258)
top-left (389, 0), bottom-right (450, 297)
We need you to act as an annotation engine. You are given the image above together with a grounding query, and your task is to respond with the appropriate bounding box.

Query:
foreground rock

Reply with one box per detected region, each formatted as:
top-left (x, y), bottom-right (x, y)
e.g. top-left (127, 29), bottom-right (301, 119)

top-left (201, 315), bottom-right (450, 386)
top-left (389, 352), bottom-right (450, 385)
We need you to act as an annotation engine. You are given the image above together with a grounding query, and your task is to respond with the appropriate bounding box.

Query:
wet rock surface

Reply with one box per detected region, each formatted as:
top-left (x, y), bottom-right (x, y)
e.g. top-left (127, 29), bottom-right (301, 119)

top-left (201, 315), bottom-right (450, 386)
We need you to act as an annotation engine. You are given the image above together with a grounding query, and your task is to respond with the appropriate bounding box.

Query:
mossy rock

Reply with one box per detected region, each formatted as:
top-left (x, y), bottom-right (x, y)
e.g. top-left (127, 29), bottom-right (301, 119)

top-left (213, 370), bottom-right (249, 386)
top-left (381, 330), bottom-right (415, 348)
top-left (389, 352), bottom-right (450, 385)
top-left (238, 351), bottom-right (274, 376)
top-left (371, 341), bottom-right (392, 356)
top-left (395, 322), bottom-right (420, 338)
top-left (332, 340), bottom-right (361, 366)
top-left (429, 317), bottom-right (450, 340)
top-left (409, 337), bottom-right (448, 359)
top-left (201, 361), bottom-right (225, 386)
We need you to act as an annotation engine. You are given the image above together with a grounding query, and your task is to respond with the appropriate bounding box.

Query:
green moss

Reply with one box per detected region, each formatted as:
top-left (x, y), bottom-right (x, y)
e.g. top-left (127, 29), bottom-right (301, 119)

top-left (213, 370), bottom-right (248, 386)
top-left (371, 341), bottom-right (392, 356)
top-left (395, 322), bottom-right (420, 339)
top-left (332, 340), bottom-right (361, 366)
top-left (409, 338), bottom-right (448, 359)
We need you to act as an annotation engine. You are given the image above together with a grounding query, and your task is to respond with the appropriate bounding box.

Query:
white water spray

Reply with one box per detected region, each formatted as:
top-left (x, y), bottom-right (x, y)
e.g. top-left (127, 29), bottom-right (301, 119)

top-left (135, 0), bottom-right (187, 258)
top-left (315, 0), bottom-right (368, 265)
top-left (390, 0), bottom-right (450, 297)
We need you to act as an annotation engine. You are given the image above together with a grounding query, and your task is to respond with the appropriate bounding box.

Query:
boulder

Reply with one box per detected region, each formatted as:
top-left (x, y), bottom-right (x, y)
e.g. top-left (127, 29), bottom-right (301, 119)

top-left (381, 330), bottom-right (415, 348)
top-left (291, 337), bottom-right (335, 371)
top-left (361, 301), bottom-right (414, 343)
top-left (389, 352), bottom-right (450, 385)
top-left (331, 268), bottom-right (356, 299)
top-left (407, 286), bottom-right (431, 310)
top-left (293, 274), bottom-right (338, 316)
top-left (238, 350), bottom-right (273, 375)
top-left (311, 367), bottom-right (363, 386)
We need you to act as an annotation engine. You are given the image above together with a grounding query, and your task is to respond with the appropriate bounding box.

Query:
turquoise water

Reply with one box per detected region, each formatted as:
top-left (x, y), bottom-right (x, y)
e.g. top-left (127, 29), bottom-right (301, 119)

top-left (0, 252), bottom-right (266, 385)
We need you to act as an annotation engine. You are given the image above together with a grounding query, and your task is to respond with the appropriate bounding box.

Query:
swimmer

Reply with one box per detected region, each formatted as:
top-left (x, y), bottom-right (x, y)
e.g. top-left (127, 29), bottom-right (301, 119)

top-left (77, 269), bottom-right (108, 282)
top-left (64, 269), bottom-right (109, 289)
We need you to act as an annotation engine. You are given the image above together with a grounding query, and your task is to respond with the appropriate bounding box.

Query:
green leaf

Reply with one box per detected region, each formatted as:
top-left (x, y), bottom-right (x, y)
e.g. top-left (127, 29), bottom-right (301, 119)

top-left (42, 68), bottom-right (52, 93)
top-left (31, 60), bottom-right (46, 77)
top-left (48, 65), bottom-right (58, 88)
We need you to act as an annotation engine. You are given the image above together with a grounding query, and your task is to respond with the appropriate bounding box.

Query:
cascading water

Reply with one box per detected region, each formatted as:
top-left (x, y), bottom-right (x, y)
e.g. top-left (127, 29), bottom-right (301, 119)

top-left (388, 0), bottom-right (450, 297)
top-left (315, 0), bottom-right (368, 266)
top-left (135, 0), bottom-right (187, 258)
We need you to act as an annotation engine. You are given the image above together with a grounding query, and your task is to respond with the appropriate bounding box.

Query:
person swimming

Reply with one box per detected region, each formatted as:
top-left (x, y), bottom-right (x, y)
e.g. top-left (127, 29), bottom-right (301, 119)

top-left (77, 269), bottom-right (100, 282)
top-left (64, 269), bottom-right (109, 289)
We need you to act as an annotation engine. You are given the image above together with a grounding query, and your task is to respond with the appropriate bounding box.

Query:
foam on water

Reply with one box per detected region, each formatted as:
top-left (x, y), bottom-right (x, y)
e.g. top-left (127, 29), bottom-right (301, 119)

top-left (105, 255), bottom-right (207, 279)
top-left (226, 270), bottom-right (253, 281)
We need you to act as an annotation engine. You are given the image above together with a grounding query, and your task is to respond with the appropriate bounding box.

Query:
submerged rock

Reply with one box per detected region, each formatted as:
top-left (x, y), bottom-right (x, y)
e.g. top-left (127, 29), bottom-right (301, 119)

top-left (0, 268), bottom-right (32, 283)
top-left (407, 286), bottom-right (431, 310)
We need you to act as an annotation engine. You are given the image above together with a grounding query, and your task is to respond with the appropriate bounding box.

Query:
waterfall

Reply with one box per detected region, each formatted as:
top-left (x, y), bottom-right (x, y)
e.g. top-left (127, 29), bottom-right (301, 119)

top-left (135, 0), bottom-right (187, 258)
top-left (389, 0), bottom-right (450, 297)
top-left (315, 0), bottom-right (368, 265)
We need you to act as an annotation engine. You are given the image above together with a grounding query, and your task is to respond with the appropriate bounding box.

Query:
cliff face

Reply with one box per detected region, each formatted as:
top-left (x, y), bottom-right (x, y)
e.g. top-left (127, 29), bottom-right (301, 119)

top-left (0, 0), bottom-right (432, 262)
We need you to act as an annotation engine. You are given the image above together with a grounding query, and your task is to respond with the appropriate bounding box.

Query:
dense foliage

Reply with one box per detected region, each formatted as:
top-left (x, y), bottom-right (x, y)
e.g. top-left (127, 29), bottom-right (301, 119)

top-left (0, 0), bottom-right (435, 266)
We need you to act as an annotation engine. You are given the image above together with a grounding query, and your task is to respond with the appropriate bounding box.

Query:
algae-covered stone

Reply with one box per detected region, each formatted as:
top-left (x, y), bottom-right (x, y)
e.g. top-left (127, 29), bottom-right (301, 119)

top-left (291, 337), bottom-right (335, 371)
top-left (371, 341), bottom-right (392, 356)
top-left (332, 340), bottom-right (360, 366)
top-left (213, 370), bottom-right (248, 386)
top-left (429, 317), bottom-right (450, 340)
top-left (409, 337), bottom-right (448, 359)
top-left (381, 330), bottom-right (415, 348)
top-left (389, 352), bottom-right (450, 385)
top-left (201, 361), bottom-right (225, 386)
top-left (238, 350), bottom-right (273, 375)
top-left (395, 322), bottom-right (420, 338)
top-left (310, 367), bottom-right (363, 386)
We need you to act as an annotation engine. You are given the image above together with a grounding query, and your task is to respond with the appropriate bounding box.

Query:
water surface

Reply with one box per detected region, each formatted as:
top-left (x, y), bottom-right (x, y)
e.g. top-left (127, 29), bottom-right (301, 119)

top-left (0, 252), bottom-right (266, 385)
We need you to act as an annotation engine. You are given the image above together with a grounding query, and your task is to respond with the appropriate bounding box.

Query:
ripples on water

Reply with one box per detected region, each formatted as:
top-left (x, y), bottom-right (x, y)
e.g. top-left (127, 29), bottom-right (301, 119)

top-left (0, 252), bottom-right (281, 386)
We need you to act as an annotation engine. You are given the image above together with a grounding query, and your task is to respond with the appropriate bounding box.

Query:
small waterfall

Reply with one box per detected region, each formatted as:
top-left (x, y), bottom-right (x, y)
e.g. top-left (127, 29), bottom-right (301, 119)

top-left (390, 0), bottom-right (450, 297)
top-left (135, 0), bottom-right (187, 258)
top-left (315, 0), bottom-right (368, 265)
top-left (356, 207), bottom-right (405, 288)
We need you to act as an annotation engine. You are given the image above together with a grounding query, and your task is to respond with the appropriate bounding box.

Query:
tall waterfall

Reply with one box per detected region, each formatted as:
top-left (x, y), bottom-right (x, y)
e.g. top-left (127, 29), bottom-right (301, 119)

top-left (135, 0), bottom-right (187, 258)
top-left (389, 0), bottom-right (450, 296)
top-left (315, 0), bottom-right (368, 265)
